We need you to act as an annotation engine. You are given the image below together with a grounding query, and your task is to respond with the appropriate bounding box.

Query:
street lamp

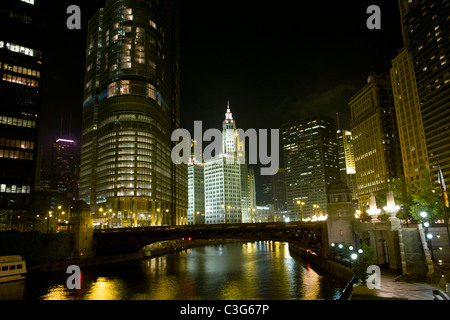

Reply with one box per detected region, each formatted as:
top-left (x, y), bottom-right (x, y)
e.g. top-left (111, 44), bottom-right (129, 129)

top-left (313, 204), bottom-right (319, 220)
top-left (297, 200), bottom-right (305, 222)
top-left (47, 211), bottom-right (53, 233)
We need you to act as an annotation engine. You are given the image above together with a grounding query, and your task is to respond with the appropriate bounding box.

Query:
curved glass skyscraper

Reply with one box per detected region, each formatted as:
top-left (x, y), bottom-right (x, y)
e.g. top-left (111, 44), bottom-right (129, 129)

top-left (80, 0), bottom-right (187, 226)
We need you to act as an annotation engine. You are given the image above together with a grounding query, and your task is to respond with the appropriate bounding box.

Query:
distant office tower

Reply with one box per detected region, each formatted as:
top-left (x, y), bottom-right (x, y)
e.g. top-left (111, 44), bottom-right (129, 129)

top-left (336, 129), bottom-right (358, 201)
top-left (80, 0), bottom-right (187, 226)
top-left (398, 0), bottom-right (450, 183)
top-left (262, 180), bottom-right (272, 204)
top-left (263, 168), bottom-right (287, 212)
top-left (391, 48), bottom-right (429, 183)
top-left (204, 105), bottom-right (245, 224)
top-left (282, 114), bottom-right (340, 219)
top-left (0, 0), bottom-right (43, 210)
top-left (52, 139), bottom-right (79, 199)
top-left (241, 165), bottom-right (257, 223)
top-left (350, 73), bottom-right (403, 208)
top-left (204, 157), bottom-right (242, 224)
top-left (187, 140), bottom-right (204, 224)
top-left (187, 163), bottom-right (204, 224)
top-left (336, 129), bottom-right (347, 183)
top-left (271, 168), bottom-right (287, 212)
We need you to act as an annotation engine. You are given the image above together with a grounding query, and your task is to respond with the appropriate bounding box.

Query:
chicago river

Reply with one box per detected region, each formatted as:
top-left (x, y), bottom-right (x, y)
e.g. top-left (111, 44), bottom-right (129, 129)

top-left (1, 241), bottom-right (346, 300)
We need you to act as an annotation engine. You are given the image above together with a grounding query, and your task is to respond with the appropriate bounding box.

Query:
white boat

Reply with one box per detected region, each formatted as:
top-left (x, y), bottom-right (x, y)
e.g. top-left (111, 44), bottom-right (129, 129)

top-left (0, 256), bottom-right (27, 283)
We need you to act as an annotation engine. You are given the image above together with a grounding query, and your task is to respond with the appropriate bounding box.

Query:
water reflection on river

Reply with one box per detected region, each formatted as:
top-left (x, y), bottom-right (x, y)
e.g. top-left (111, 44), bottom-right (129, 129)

top-left (3, 241), bottom-right (345, 300)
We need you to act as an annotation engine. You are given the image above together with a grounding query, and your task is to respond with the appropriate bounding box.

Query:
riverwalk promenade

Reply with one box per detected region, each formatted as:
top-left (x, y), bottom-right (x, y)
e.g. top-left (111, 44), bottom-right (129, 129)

top-left (352, 270), bottom-right (446, 300)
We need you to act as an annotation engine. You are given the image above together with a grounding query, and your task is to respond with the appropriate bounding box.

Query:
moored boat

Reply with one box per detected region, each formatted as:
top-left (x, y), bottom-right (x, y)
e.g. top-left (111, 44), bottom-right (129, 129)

top-left (0, 256), bottom-right (27, 283)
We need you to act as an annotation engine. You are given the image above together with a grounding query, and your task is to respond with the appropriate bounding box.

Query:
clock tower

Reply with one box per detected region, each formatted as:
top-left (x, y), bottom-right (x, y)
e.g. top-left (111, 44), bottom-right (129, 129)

top-left (223, 102), bottom-right (238, 155)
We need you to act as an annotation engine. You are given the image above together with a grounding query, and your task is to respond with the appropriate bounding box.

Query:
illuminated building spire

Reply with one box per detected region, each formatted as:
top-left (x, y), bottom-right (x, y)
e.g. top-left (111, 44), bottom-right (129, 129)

top-left (225, 101), bottom-right (234, 122)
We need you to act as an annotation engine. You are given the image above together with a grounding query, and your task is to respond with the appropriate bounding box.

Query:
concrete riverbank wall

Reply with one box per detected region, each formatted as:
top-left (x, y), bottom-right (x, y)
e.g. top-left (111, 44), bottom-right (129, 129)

top-left (289, 242), bottom-right (352, 282)
top-left (0, 231), bottom-right (73, 265)
top-left (26, 238), bottom-right (244, 274)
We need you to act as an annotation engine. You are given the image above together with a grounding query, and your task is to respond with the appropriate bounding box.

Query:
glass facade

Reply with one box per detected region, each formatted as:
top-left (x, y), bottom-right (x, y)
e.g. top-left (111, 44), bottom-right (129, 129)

top-left (80, 0), bottom-right (187, 226)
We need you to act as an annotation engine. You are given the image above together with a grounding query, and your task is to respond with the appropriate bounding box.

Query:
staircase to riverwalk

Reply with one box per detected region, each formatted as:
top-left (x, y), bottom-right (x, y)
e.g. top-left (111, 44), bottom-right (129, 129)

top-left (400, 227), bottom-right (429, 281)
top-left (397, 224), bottom-right (450, 287)
top-left (427, 225), bottom-right (450, 282)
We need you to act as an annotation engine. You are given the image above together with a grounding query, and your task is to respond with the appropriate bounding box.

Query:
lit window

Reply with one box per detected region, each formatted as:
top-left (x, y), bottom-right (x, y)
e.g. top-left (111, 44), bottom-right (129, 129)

top-left (5, 42), bottom-right (40, 58)
top-left (20, 0), bottom-right (34, 4)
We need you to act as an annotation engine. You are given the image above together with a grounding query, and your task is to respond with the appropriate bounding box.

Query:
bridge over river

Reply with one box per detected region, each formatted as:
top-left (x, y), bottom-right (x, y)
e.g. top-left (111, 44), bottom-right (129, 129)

top-left (93, 221), bottom-right (328, 258)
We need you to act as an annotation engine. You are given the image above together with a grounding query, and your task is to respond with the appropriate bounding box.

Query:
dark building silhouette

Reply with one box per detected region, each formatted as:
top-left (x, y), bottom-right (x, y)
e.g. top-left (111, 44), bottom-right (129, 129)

top-left (0, 0), bottom-right (44, 210)
top-left (282, 114), bottom-right (340, 219)
top-left (52, 138), bottom-right (79, 200)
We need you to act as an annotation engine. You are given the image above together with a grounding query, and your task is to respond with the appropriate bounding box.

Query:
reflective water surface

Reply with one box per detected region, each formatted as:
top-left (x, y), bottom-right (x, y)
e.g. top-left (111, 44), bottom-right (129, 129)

top-left (2, 241), bottom-right (346, 300)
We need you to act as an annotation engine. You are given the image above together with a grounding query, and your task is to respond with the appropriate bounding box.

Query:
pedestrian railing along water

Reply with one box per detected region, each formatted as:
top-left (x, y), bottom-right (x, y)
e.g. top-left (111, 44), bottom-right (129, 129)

top-left (337, 276), bottom-right (356, 300)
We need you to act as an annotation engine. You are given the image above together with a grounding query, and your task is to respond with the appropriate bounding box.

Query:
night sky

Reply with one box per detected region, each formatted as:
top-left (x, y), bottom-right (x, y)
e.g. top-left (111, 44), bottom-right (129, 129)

top-left (38, 0), bottom-right (403, 197)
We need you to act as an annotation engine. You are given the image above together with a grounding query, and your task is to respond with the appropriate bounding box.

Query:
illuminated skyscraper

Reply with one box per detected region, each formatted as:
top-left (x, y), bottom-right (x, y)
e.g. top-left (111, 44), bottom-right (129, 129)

top-left (350, 73), bottom-right (403, 208)
top-left (396, 0), bottom-right (449, 183)
top-left (79, 0), bottom-right (187, 226)
top-left (391, 48), bottom-right (429, 183)
top-left (336, 129), bottom-right (357, 201)
top-left (0, 0), bottom-right (43, 210)
top-left (204, 105), bottom-right (243, 224)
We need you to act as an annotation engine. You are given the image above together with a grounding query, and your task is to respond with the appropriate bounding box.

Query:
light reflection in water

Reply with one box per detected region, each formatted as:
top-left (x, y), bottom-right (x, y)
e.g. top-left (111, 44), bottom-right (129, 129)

top-left (41, 285), bottom-right (71, 300)
top-left (84, 277), bottom-right (127, 300)
top-left (32, 241), bottom-right (343, 300)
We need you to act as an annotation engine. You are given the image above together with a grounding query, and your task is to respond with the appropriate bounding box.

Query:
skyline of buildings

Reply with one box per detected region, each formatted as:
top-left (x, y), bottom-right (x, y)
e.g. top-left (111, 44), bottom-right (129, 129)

top-left (0, 0), bottom-right (448, 229)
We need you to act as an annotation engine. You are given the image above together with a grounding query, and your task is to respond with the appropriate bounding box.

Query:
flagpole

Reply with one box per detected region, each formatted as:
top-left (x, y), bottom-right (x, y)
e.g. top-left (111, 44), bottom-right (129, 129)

top-left (437, 159), bottom-right (450, 247)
